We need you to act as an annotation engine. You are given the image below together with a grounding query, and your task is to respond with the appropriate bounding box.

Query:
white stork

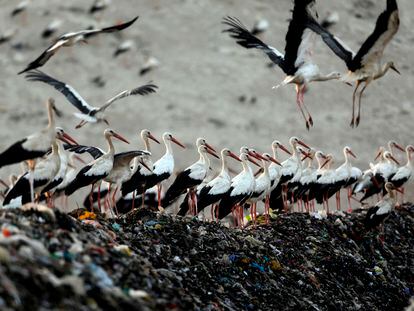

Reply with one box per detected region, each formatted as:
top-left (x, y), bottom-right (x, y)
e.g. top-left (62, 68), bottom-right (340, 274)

top-left (223, 0), bottom-right (341, 129)
top-left (64, 129), bottom-right (130, 207)
top-left (3, 140), bottom-right (61, 206)
top-left (177, 148), bottom-right (241, 219)
top-left (269, 140), bottom-right (292, 193)
top-left (120, 129), bottom-right (160, 208)
top-left (364, 182), bottom-right (400, 229)
top-left (314, 154), bottom-right (337, 213)
top-left (139, 132), bottom-right (186, 210)
top-left (247, 153), bottom-right (281, 224)
top-left (0, 98), bottom-right (61, 169)
top-left (217, 152), bottom-right (260, 226)
top-left (18, 16), bottom-right (138, 74)
top-left (163, 145), bottom-right (219, 211)
top-left (308, 0), bottom-right (400, 127)
top-left (324, 147), bottom-right (362, 211)
top-left (360, 150), bottom-right (400, 202)
top-left (25, 70), bottom-right (158, 128)
top-left (389, 145), bottom-right (414, 199)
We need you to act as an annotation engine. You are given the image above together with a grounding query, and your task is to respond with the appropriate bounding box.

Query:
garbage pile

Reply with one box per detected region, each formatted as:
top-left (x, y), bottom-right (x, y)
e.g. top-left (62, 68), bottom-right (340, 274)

top-left (0, 204), bottom-right (412, 310)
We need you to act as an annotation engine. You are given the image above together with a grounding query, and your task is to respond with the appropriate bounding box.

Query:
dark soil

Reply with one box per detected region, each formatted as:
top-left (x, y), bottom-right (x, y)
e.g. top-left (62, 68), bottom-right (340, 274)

top-left (0, 205), bottom-right (412, 310)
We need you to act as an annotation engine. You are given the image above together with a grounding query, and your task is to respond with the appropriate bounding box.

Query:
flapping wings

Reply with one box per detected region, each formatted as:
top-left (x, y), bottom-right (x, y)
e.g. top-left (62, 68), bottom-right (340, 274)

top-left (25, 70), bottom-right (96, 115)
top-left (114, 150), bottom-right (151, 168)
top-left (222, 16), bottom-right (288, 73)
top-left (64, 145), bottom-right (104, 160)
top-left (352, 0), bottom-right (399, 71)
top-left (98, 83), bottom-right (158, 112)
top-left (83, 16), bottom-right (139, 39)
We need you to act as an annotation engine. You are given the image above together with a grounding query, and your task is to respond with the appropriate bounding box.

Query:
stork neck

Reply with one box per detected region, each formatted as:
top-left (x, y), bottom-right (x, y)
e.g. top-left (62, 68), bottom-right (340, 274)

top-left (143, 137), bottom-right (151, 153)
top-left (375, 63), bottom-right (392, 79)
top-left (51, 141), bottom-right (59, 155)
top-left (263, 161), bottom-right (270, 178)
top-left (272, 146), bottom-right (279, 160)
top-left (163, 138), bottom-right (173, 156)
top-left (220, 155), bottom-right (229, 175)
top-left (106, 135), bottom-right (115, 155)
top-left (47, 103), bottom-right (55, 129)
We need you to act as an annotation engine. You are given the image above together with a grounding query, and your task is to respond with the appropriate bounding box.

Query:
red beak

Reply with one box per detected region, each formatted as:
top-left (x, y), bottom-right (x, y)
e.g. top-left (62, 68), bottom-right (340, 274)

top-left (113, 132), bottom-right (130, 144)
top-left (269, 156), bottom-right (282, 166)
top-left (320, 158), bottom-right (330, 169)
top-left (0, 179), bottom-right (8, 188)
top-left (247, 155), bottom-right (261, 167)
top-left (205, 142), bottom-right (216, 153)
top-left (171, 137), bottom-right (186, 149)
top-left (139, 158), bottom-right (153, 172)
top-left (249, 150), bottom-right (266, 161)
top-left (395, 187), bottom-right (404, 194)
top-left (207, 149), bottom-right (220, 159)
top-left (148, 133), bottom-right (160, 144)
top-left (229, 151), bottom-right (242, 162)
top-left (374, 149), bottom-right (382, 161)
top-left (393, 143), bottom-right (405, 152)
top-left (389, 155), bottom-right (399, 165)
top-left (59, 132), bottom-right (79, 145)
top-left (348, 149), bottom-right (357, 159)
top-left (298, 140), bottom-right (310, 149)
top-left (280, 144), bottom-right (292, 155)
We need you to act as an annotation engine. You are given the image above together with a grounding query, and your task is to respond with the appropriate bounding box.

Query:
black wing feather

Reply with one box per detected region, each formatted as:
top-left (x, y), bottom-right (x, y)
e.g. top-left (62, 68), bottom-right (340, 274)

top-left (25, 70), bottom-right (94, 115)
top-left (65, 145), bottom-right (104, 160)
top-left (84, 16), bottom-right (139, 38)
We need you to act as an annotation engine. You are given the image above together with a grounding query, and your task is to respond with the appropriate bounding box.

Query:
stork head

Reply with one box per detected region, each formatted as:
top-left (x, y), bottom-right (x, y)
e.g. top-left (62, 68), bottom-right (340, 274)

top-left (383, 151), bottom-right (399, 165)
top-left (388, 140), bottom-right (405, 152)
top-left (262, 153), bottom-right (281, 166)
top-left (55, 127), bottom-right (78, 145)
top-left (344, 146), bottom-right (356, 159)
top-left (290, 137), bottom-right (310, 149)
top-left (141, 129), bottom-right (160, 144)
top-left (221, 148), bottom-right (241, 162)
top-left (163, 132), bottom-right (186, 149)
top-left (104, 129), bottom-right (130, 144)
top-left (387, 61), bottom-right (400, 75)
top-left (196, 137), bottom-right (216, 152)
top-left (271, 140), bottom-right (292, 155)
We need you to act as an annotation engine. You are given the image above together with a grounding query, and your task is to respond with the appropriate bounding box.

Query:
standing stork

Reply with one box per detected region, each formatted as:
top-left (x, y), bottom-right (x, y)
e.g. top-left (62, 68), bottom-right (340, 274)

top-left (136, 132), bottom-right (186, 210)
top-left (18, 16), bottom-right (138, 74)
top-left (162, 145), bottom-right (219, 211)
top-left (64, 129), bottom-right (130, 207)
top-left (222, 0), bottom-right (341, 129)
top-left (247, 153), bottom-right (281, 224)
top-left (360, 151), bottom-right (399, 202)
top-left (120, 129), bottom-right (160, 208)
top-left (364, 182), bottom-right (400, 230)
top-left (25, 70), bottom-right (157, 128)
top-left (307, 0), bottom-right (400, 127)
top-left (177, 148), bottom-right (241, 218)
top-left (388, 145), bottom-right (414, 200)
top-left (217, 152), bottom-right (260, 226)
top-left (0, 98), bottom-right (61, 169)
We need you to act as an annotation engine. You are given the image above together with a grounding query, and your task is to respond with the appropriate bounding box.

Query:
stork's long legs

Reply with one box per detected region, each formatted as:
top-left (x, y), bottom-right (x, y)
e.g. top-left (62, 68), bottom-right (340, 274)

top-left (27, 160), bottom-right (36, 203)
top-left (299, 85), bottom-right (313, 128)
top-left (295, 85), bottom-right (312, 130)
top-left (356, 81), bottom-right (370, 127)
top-left (350, 81), bottom-right (362, 127)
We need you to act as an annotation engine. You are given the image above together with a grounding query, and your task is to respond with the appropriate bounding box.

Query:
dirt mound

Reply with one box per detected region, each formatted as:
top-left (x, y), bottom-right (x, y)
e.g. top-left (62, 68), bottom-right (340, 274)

top-left (0, 205), bottom-right (412, 310)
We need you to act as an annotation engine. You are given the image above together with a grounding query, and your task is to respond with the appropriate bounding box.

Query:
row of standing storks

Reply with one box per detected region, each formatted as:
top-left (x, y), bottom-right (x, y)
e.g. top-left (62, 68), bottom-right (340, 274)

top-left (0, 98), bottom-right (411, 228)
top-left (0, 0), bottom-right (405, 228)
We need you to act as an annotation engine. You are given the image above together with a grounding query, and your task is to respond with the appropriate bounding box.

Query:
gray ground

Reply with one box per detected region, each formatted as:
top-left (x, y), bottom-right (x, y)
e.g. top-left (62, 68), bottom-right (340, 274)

top-left (0, 0), bottom-right (412, 205)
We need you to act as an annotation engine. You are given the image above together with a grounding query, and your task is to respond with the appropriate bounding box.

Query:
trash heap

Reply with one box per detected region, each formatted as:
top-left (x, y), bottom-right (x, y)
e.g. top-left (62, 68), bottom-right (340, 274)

top-left (0, 205), bottom-right (412, 310)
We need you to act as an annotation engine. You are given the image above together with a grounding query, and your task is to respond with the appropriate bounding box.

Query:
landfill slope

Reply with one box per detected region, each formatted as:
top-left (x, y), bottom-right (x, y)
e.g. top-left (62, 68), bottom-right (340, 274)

top-left (0, 206), bottom-right (412, 310)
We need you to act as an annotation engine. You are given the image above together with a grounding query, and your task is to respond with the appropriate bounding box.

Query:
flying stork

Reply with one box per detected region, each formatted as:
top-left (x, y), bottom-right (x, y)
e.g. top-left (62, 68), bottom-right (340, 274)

top-left (25, 70), bottom-right (158, 128)
top-left (307, 0), bottom-right (400, 127)
top-left (223, 0), bottom-right (341, 129)
top-left (18, 16), bottom-right (138, 74)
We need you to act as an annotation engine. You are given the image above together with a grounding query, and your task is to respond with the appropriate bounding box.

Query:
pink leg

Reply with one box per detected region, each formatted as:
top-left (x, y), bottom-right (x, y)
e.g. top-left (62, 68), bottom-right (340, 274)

top-left (89, 183), bottom-right (95, 211)
top-left (157, 184), bottom-right (162, 208)
top-left (132, 191), bottom-right (136, 210)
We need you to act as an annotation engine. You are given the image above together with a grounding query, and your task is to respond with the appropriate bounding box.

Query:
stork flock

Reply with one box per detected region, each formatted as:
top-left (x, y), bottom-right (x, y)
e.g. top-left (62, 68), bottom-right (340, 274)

top-left (0, 0), bottom-right (407, 230)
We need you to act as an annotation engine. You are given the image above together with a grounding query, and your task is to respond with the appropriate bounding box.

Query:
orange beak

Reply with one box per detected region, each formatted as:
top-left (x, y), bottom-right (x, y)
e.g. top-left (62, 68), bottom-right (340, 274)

top-left (249, 150), bottom-right (266, 161)
top-left (229, 151), bottom-right (242, 162)
top-left (148, 133), bottom-right (160, 144)
top-left (113, 132), bottom-right (130, 144)
top-left (171, 137), bottom-right (186, 149)
top-left (395, 187), bottom-right (404, 194)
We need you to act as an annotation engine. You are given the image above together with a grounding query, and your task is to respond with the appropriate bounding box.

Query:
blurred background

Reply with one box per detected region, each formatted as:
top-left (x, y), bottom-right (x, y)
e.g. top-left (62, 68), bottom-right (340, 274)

top-left (0, 0), bottom-right (412, 204)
